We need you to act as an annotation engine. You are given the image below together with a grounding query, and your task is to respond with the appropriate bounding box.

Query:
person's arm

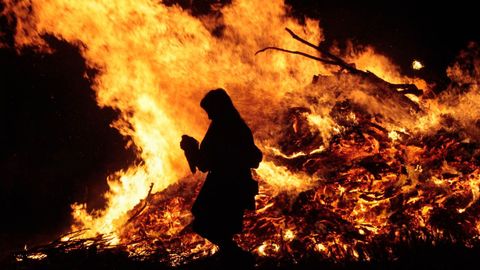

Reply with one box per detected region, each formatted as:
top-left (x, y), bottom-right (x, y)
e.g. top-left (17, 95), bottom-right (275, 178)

top-left (196, 142), bottom-right (210, 173)
top-left (180, 134), bottom-right (212, 173)
top-left (180, 135), bottom-right (200, 173)
top-left (242, 127), bottom-right (263, 169)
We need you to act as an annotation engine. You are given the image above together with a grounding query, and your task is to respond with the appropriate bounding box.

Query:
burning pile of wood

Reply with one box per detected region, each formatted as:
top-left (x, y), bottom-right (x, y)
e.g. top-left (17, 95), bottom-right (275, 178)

top-left (6, 30), bottom-right (480, 269)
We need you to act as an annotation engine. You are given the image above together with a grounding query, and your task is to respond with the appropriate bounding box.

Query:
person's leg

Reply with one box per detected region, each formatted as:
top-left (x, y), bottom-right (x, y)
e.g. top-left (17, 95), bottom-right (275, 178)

top-left (217, 237), bottom-right (236, 251)
top-left (214, 236), bottom-right (254, 269)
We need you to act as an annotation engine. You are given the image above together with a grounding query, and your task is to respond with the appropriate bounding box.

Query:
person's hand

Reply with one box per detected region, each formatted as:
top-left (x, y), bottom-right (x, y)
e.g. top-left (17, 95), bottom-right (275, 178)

top-left (180, 135), bottom-right (199, 150)
top-left (180, 135), bottom-right (199, 173)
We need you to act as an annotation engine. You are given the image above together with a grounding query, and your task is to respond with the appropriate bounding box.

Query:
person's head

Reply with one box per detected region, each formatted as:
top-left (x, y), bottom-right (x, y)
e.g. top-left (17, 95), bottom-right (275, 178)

top-left (200, 88), bottom-right (240, 121)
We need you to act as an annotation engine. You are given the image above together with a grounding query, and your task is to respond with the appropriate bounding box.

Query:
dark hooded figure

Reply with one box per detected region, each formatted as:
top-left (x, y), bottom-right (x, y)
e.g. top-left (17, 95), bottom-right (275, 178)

top-left (180, 88), bottom-right (262, 261)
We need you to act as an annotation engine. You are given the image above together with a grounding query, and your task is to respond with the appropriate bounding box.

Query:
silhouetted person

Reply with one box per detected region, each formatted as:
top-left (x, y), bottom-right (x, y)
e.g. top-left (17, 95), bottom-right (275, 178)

top-left (180, 88), bottom-right (262, 265)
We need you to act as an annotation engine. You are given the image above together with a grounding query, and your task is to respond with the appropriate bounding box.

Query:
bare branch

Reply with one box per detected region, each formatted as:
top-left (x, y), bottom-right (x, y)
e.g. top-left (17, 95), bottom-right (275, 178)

top-left (255, 46), bottom-right (338, 65)
top-left (284, 27), bottom-right (357, 73)
top-left (255, 28), bottom-right (423, 112)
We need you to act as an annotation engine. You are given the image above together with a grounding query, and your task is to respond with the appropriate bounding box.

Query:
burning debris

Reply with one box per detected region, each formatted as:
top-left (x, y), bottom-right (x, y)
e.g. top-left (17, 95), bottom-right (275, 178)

top-left (10, 37), bottom-right (480, 268)
top-left (2, 0), bottom-right (480, 269)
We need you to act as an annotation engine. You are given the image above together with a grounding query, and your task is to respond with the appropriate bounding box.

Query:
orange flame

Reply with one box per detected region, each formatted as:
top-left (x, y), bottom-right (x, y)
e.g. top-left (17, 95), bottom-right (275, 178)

top-left (4, 0), bottom-right (480, 265)
top-left (3, 0), bottom-right (330, 239)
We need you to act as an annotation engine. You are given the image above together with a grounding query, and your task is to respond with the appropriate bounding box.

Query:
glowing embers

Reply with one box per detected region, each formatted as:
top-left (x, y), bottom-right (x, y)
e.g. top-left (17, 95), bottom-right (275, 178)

top-left (5, 0), bottom-right (480, 266)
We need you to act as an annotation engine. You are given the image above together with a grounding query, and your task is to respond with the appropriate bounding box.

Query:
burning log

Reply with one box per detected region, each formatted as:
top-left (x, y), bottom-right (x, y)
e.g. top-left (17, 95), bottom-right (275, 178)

top-left (127, 183), bottom-right (154, 223)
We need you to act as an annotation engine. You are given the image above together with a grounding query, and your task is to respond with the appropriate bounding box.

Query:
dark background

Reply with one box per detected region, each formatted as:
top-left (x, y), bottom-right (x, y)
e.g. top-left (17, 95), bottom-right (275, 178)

top-left (1, 0), bottom-right (479, 260)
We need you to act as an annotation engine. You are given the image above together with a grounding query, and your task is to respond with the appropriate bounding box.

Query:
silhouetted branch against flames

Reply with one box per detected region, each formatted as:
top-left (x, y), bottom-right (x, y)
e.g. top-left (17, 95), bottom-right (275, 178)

top-left (255, 47), bottom-right (338, 65)
top-left (256, 28), bottom-right (423, 112)
top-left (127, 183), bottom-right (154, 223)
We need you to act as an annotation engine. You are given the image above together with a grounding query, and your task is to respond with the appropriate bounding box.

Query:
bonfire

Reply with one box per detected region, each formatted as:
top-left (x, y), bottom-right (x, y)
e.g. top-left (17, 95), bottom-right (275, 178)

top-left (2, 0), bottom-right (480, 269)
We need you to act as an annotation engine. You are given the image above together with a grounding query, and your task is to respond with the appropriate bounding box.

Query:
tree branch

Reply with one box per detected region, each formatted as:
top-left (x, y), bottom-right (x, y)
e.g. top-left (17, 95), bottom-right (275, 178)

top-left (255, 46), bottom-right (338, 65)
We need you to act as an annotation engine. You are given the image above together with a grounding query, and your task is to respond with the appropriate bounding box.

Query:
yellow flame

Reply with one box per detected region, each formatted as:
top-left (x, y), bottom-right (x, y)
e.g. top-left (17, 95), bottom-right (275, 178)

top-left (3, 0), bottom-right (435, 239)
top-left (5, 0), bottom-right (480, 263)
top-left (256, 161), bottom-right (315, 193)
top-left (257, 241), bottom-right (280, 256)
top-left (3, 0), bottom-right (329, 237)
top-left (26, 253), bottom-right (48, 261)
top-left (283, 229), bottom-right (295, 241)
top-left (412, 60), bottom-right (424, 70)
top-left (315, 243), bottom-right (328, 253)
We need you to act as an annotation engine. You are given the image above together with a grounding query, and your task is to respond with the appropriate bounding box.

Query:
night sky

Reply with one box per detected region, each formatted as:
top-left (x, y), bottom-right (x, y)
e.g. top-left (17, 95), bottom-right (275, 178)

top-left (1, 0), bottom-right (479, 260)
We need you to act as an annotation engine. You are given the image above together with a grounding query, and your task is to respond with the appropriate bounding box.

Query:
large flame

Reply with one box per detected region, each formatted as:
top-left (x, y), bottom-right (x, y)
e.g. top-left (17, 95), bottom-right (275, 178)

top-left (4, 0), bottom-right (480, 266)
top-left (3, 0), bottom-right (326, 237)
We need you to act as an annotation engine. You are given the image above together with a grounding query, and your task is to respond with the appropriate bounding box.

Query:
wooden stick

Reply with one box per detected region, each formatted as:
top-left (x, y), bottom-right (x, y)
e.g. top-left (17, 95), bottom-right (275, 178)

top-left (255, 46), bottom-right (338, 65)
top-left (285, 27), bottom-right (358, 73)
top-left (127, 183), bottom-right (154, 223)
